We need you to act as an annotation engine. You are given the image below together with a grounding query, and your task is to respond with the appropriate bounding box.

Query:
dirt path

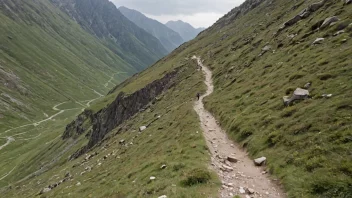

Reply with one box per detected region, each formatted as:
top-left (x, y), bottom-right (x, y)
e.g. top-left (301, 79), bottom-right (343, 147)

top-left (193, 56), bottom-right (285, 198)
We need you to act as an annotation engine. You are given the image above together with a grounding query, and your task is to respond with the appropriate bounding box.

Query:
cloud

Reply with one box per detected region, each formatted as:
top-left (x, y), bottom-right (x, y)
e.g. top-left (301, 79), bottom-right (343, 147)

top-left (112, 0), bottom-right (245, 27)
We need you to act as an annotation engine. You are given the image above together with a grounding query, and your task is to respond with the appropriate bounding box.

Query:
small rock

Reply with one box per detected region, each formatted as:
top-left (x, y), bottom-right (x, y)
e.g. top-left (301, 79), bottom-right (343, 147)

top-left (160, 164), bottom-right (167, 169)
top-left (345, 0), bottom-right (351, 5)
top-left (139, 126), bottom-right (147, 132)
top-left (341, 39), bottom-right (347, 43)
top-left (227, 156), bottom-right (238, 163)
top-left (221, 165), bottom-right (234, 172)
top-left (98, 162), bottom-right (102, 166)
top-left (322, 94), bottom-right (332, 98)
top-left (254, 157), bottom-right (267, 166)
top-left (119, 139), bottom-right (125, 144)
top-left (150, 176), bottom-right (156, 180)
top-left (262, 45), bottom-right (272, 52)
top-left (246, 188), bottom-right (255, 194)
top-left (76, 182), bottom-right (81, 186)
top-left (39, 187), bottom-right (51, 194)
top-left (304, 82), bottom-right (312, 89)
top-left (320, 16), bottom-right (339, 29)
top-left (239, 187), bottom-right (246, 194)
top-left (103, 156), bottom-right (108, 160)
top-left (158, 195), bottom-right (167, 198)
top-left (334, 30), bottom-right (345, 36)
top-left (313, 38), bottom-right (324, 45)
top-left (64, 172), bottom-right (71, 178)
top-left (245, 195), bottom-right (251, 198)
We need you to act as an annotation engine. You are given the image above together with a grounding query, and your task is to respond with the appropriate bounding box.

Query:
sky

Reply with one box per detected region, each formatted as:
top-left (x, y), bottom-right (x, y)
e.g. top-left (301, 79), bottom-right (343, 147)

top-left (111, 0), bottom-right (246, 28)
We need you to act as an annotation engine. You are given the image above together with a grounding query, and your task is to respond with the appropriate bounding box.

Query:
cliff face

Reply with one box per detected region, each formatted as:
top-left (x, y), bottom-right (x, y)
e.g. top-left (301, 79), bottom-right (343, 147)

top-left (63, 69), bottom-right (179, 158)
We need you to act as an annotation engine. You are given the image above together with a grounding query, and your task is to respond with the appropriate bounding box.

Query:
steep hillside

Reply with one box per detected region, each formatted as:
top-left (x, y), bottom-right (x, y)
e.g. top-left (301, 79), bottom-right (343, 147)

top-left (1, 0), bottom-right (352, 198)
top-left (0, 0), bottom-right (136, 126)
top-left (166, 20), bottom-right (205, 42)
top-left (51, 0), bottom-right (168, 70)
top-left (119, 6), bottom-right (184, 52)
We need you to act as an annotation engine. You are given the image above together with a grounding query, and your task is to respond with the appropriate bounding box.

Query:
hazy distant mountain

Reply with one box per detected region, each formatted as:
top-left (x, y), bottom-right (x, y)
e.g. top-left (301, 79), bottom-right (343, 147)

top-left (119, 6), bottom-right (184, 52)
top-left (165, 20), bottom-right (205, 42)
top-left (51, 0), bottom-right (167, 70)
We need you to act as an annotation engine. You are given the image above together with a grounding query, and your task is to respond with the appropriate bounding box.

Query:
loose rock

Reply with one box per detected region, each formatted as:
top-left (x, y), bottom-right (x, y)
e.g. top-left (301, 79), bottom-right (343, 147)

top-left (313, 38), bottom-right (324, 45)
top-left (150, 176), bottom-right (156, 180)
top-left (39, 187), bottom-right (51, 195)
top-left (254, 157), bottom-right (267, 166)
top-left (320, 16), bottom-right (339, 29)
top-left (333, 30), bottom-right (345, 36)
top-left (246, 188), bottom-right (255, 194)
top-left (160, 164), bottom-right (167, 169)
top-left (239, 187), bottom-right (246, 194)
top-left (227, 156), bottom-right (238, 163)
top-left (158, 196), bottom-right (167, 198)
top-left (139, 126), bottom-right (147, 132)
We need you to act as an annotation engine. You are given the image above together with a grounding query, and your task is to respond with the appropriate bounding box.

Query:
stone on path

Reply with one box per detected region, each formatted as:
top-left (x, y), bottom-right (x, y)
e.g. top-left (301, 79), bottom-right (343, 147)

top-left (227, 156), bottom-right (238, 163)
top-left (239, 187), bottom-right (246, 194)
top-left (254, 157), bottom-right (267, 166)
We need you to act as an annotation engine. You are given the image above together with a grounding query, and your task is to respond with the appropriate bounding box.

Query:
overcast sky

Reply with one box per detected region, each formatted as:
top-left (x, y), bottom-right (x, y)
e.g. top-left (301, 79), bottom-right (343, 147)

top-left (111, 0), bottom-right (245, 28)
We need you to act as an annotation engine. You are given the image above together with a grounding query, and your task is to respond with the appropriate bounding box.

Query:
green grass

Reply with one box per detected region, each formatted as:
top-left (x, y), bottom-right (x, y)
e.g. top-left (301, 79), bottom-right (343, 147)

top-left (2, 59), bottom-right (219, 197)
top-left (1, 0), bottom-right (352, 197)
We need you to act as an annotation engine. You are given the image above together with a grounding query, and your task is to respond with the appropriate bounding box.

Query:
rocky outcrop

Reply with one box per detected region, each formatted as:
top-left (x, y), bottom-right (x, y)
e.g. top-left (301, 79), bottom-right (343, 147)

top-left (62, 110), bottom-right (93, 139)
top-left (277, 0), bottom-right (327, 34)
top-left (65, 69), bottom-right (179, 159)
top-left (211, 0), bottom-right (265, 29)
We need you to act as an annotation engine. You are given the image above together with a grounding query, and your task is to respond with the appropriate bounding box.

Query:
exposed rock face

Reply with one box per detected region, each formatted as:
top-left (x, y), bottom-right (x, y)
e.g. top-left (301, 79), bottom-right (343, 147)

top-left (62, 110), bottom-right (93, 139)
top-left (65, 69), bottom-right (179, 159)
top-left (211, 0), bottom-right (265, 29)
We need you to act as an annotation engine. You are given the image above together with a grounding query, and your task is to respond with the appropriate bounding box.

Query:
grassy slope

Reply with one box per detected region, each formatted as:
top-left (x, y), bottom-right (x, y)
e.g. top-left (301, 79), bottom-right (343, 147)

top-left (195, 0), bottom-right (352, 197)
top-left (0, 0), bottom-right (136, 126)
top-left (1, 0), bottom-right (351, 197)
top-left (0, 0), bottom-right (137, 187)
top-left (3, 52), bottom-right (221, 197)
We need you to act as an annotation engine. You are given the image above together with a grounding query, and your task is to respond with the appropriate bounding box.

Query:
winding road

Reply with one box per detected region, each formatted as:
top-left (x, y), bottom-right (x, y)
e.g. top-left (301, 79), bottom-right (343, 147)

top-left (193, 56), bottom-right (285, 198)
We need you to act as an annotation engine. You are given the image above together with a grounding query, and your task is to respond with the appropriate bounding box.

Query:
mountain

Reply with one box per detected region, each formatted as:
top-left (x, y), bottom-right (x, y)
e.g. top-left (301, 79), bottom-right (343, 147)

top-left (165, 20), bottom-right (205, 42)
top-left (118, 6), bottom-right (184, 52)
top-left (50, 0), bottom-right (168, 70)
top-left (2, 0), bottom-right (352, 197)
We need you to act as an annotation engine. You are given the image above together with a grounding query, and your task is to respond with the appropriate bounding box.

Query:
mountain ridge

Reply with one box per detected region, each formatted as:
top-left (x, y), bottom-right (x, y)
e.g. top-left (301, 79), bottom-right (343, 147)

top-left (166, 20), bottom-right (205, 42)
top-left (118, 6), bottom-right (184, 52)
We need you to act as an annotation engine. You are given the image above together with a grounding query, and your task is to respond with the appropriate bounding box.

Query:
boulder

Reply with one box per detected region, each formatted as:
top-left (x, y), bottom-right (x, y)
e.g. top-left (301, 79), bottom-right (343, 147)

top-left (346, 0), bottom-right (351, 4)
top-left (254, 157), bottom-right (267, 166)
top-left (313, 38), bottom-right (324, 45)
top-left (309, 0), bottom-right (326, 12)
top-left (320, 16), bottom-right (339, 29)
top-left (139, 126), bottom-right (147, 132)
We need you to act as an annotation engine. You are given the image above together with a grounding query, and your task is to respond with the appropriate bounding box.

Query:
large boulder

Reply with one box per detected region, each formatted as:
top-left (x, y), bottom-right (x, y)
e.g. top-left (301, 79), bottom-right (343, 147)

top-left (283, 88), bottom-right (310, 106)
top-left (254, 157), bottom-right (267, 166)
top-left (320, 16), bottom-right (339, 29)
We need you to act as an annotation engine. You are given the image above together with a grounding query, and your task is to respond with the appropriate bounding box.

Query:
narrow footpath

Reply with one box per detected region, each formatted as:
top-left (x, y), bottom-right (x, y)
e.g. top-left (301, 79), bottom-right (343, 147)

top-left (193, 56), bottom-right (285, 198)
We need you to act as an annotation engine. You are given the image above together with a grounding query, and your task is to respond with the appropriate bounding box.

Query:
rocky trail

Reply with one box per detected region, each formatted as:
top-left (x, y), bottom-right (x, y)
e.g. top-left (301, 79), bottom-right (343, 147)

top-left (193, 56), bottom-right (285, 198)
